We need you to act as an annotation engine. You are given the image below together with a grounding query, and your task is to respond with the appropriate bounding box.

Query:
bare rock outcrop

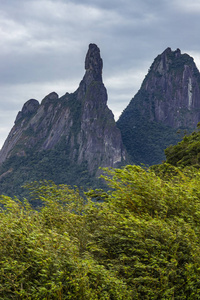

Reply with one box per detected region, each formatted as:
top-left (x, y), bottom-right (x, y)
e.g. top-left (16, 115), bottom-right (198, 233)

top-left (117, 48), bottom-right (200, 165)
top-left (140, 47), bottom-right (200, 128)
top-left (0, 44), bottom-right (127, 176)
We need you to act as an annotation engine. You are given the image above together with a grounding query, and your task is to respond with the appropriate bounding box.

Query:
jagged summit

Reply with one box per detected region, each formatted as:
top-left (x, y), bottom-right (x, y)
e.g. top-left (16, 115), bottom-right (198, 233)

top-left (77, 43), bottom-right (104, 98)
top-left (155, 48), bottom-right (181, 73)
top-left (139, 46), bottom-right (200, 127)
top-left (15, 99), bottom-right (39, 124)
top-left (162, 47), bottom-right (181, 55)
top-left (0, 44), bottom-right (127, 197)
top-left (117, 47), bottom-right (200, 165)
top-left (85, 43), bottom-right (103, 82)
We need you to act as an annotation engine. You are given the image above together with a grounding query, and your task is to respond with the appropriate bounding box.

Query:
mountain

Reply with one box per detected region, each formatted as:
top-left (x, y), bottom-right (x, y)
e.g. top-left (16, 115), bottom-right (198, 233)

top-left (117, 47), bottom-right (200, 166)
top-left (2, 45), bottom-right (200, 199)
top-left (0, 43), bottom-right (127, 199)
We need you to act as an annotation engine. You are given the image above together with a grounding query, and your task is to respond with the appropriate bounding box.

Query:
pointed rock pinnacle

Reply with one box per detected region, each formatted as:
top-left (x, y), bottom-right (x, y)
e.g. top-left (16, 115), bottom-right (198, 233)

top-left (85, 43), bottom-right (103, 82)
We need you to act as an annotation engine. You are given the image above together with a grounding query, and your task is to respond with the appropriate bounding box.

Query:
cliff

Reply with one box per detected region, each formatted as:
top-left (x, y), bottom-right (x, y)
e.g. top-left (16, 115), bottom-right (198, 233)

top-left (117, 48), bottom-right (200, 165)
top-left (0, 44), bottom-right (127, 198)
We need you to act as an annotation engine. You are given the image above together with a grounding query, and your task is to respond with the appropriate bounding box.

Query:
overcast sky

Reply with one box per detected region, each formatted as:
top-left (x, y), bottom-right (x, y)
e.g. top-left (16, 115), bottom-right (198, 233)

top-left (1, 0), bottom-right (200, 148)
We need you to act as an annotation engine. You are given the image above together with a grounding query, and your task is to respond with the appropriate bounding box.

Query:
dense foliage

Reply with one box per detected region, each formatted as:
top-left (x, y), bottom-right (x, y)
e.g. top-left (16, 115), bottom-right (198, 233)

top-left (165, 125), bottom-right (200, 168)
top-left (1, 164), bottom-right (200, 299)
top-left (0, 146), bottom-right (104, 202)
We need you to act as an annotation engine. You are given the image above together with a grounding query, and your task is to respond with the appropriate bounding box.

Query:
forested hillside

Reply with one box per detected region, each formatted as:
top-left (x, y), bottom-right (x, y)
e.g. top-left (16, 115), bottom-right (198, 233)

top-left (164, 123), bottom-right (200, 168)
top-left (1, 155), bottom-right (200, 298)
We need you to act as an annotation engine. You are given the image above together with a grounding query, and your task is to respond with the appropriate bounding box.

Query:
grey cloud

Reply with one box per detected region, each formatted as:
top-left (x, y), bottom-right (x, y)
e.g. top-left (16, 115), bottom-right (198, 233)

top-left (1, 0), bottom-right (200, 148)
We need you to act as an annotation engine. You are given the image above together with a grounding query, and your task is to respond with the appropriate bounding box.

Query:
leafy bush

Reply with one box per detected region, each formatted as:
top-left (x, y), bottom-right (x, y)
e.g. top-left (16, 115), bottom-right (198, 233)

top-left (1, 165), bottom-right (200, 298)
top-left (165, 129), bottom-right (200, 168)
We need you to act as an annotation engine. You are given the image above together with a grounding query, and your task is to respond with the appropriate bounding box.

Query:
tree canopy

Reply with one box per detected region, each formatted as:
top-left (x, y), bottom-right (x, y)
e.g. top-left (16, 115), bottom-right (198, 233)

top-left (165, 127), bottom-right (200, 168)
top-left (1, 163), bottom-right (200, 299)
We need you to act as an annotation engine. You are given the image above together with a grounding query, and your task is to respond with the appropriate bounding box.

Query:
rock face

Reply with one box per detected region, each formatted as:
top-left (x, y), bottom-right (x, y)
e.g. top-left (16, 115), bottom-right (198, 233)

top-left (0, 44), bottom-right (126, 197)
top-left (117, 48), bottom-right (200, 165)
top-left (141, 47), bottom-right (200, 127)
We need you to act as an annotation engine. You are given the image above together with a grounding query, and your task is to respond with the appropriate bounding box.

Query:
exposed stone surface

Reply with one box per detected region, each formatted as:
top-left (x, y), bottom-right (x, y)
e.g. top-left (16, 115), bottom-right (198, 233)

top-left (137, 47), bottom-right (200, 128)
top-left (85, 43), bottom-right (103, 82)
top-left (117, 47), bottom-right (200, 165)
top-left (0, 44), bottom-right (126, 174)
top-left (15, 99), bottom-right (39, 123)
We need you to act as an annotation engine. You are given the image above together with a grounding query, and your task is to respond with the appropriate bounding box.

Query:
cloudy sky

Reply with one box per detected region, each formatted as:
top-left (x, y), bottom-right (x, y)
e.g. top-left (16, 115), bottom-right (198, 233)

top-left (1, 0), bottom-right (200, 148)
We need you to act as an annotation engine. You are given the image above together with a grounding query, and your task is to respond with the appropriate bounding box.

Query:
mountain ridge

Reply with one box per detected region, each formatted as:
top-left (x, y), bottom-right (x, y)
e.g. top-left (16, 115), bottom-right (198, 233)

top-left (1, 45), bottom-right (200, 198)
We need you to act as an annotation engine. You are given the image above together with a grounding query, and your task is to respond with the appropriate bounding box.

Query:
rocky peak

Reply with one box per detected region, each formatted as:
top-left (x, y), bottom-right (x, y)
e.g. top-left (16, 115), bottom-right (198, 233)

top-left (117, 47), bottom-right (200, 166)
top-left (75, 43), bottom-right (126, 170)
top-left (15, 99), bottom-right (39, 123)
top-left (41, 92), bottom-right (59, 105)
top-left (174, 48), bottom-right (181, 57)
top-left (78, 44), bottom-right (103, 93)
top-left (140, 47), bottom-right (200, 127)
top-left (0, 43), bottom-right (127, 186)
top-left (85, 43), bottom-right (103, 81)
top-left (161, 47), bottom-right (181, 57)
top-left (151, 48), bottom-right (190, 76)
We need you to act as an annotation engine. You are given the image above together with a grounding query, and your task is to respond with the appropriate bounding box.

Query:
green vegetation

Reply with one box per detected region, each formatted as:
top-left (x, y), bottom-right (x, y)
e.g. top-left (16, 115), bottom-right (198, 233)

top-left (2, 123), bottom-right (200, 298)
top-left (3, 46), bottom-right (200, 298)
top-left (117, 94), bottom-right (183, 166)
top-left (1, 162), bottom-right (200, 298)
top-left (165, 125), bottom-right (200, 168)
top-left (0, 142), bottom-right (104, 203)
